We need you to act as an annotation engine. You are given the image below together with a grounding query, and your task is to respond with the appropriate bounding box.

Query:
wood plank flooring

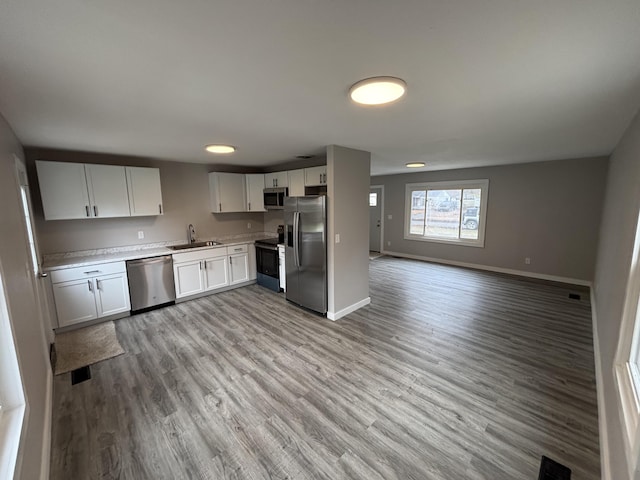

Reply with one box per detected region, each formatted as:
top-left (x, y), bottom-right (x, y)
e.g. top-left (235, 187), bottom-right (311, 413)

top-left (50, 256), bottom-right (600, 479)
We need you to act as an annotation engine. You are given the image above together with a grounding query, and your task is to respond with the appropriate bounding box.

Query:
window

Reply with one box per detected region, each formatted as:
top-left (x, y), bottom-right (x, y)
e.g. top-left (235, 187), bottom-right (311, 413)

top-left (615, 210), bottom-right (640, 478)
top-left (369, 192), bottom-right (378, 207)
top-left (405, 179), bottom-right (489, 247)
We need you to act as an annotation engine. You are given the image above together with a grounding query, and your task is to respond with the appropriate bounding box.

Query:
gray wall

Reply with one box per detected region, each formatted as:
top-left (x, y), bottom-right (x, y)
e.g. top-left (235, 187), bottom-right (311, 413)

top-left (25, 148), bottom-right (266, 254)
top-left (593, 109), bottom-right (640, 479)
top-left (0, 115), bottom-right (51, 479)
top-left (327, 145), bottom-right (371, 316)
top-left (372, 157), bottom-right (608, 282)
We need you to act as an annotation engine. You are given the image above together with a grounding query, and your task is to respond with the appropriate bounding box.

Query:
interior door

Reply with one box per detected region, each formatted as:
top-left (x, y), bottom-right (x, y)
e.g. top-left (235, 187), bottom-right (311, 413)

top-left (369, 187), bottom-right (382, 252)
top-left (15, 157), bottom-right (55, 340)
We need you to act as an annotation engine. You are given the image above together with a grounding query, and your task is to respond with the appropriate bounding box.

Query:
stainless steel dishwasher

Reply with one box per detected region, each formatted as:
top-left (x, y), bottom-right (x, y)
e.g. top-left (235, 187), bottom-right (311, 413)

top-left (126, 255), bottom-right (176, 313)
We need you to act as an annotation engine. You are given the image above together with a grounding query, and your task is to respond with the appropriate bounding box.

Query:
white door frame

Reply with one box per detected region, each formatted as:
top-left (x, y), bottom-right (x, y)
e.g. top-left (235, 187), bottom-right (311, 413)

top-left (370, 185), bottom-right (384, 253)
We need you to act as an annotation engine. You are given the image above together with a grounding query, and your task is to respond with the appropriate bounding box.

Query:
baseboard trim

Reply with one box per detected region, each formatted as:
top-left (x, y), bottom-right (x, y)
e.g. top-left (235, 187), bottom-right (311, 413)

top-left (590, 287), bottom-right (611, 480)
top-left (381, 250), bottom-right (591, 287)
top-left (40, 368), bottom-right (53, 480)
top-left (327, 297), bottom-right (371, 321)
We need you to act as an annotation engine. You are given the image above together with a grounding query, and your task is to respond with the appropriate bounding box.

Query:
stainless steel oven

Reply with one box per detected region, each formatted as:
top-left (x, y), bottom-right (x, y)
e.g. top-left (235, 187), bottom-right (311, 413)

top-left (255, 238), bottom-right (280, 292)
top-left (263, 187), bottom-right (288, 210)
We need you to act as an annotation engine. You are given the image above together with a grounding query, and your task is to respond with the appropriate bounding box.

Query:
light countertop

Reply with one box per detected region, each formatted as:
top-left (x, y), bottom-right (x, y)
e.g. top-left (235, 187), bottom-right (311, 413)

top-left (42, 233), bottom-right (276, 271)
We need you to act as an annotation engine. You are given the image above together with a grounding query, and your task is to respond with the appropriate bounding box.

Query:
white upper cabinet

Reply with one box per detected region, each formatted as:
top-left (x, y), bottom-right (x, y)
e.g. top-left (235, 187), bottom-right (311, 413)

top-left (126, 166), bottom-right (163, 216)
top-left (245, 174), bottom-right (265, 212)
top-left (84, 164), bottom-right (130, 218)
top-left (287, 169), bottom-right (305, 196)
top-left (209, 172), bottom-right (246, 213)
top-left (36, 160), bottom-right (92, 220)
top-left (36, 160), bottom-right (164, 220)
top-left (304, 165), bottom-right (327, 186)
top-left (264, 171), bottom-right (288, 189)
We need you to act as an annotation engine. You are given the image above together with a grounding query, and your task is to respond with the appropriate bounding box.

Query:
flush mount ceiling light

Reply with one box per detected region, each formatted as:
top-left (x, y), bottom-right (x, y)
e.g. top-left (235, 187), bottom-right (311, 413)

top-left (205, 144), bottom-right (236, 154)
top-left (406, 162), bottom-right (425, 168)
top-left (349, 76), bottom-right (407, 105)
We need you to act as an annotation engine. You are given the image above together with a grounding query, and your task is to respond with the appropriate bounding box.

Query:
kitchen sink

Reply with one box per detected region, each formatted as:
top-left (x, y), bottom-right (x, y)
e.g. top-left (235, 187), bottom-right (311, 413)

top-left (168, 241), bottom-right (223, 250)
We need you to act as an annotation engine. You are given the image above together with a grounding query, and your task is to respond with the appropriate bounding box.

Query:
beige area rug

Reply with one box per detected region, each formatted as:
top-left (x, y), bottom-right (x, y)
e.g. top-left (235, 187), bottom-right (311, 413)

top-left (54, 321), bottom-right (125, 375)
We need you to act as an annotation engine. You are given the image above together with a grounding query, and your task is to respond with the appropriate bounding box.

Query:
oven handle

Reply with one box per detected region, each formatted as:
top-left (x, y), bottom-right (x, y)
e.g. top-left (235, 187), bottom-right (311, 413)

top-left (255, 244), bottom-right (278, 251)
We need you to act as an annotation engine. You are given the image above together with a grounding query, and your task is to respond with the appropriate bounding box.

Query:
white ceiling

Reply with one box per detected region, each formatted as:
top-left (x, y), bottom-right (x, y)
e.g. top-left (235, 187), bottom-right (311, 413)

top-left (1, 0), bottom-right (639, 175)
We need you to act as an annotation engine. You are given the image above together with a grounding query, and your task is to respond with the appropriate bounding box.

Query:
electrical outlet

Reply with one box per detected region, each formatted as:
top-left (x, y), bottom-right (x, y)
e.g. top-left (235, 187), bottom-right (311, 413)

top-left (335, 233), bottom-right (340, 244)
top-left (387, 214), bottom-right (393, 220)
top-left (138, 230), bottom-right (144, 239)
top-left (525, 257), bottom-right (531, 265)
top-left (387, 241), bottom-right (391, 246)
top-left (247, 222), bottom-right (252, 229)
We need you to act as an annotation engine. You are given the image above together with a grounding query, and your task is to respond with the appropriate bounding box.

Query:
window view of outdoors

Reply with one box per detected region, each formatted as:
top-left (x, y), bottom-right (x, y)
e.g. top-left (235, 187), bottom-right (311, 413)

top-left (410, 188), bottom-right (482, 240)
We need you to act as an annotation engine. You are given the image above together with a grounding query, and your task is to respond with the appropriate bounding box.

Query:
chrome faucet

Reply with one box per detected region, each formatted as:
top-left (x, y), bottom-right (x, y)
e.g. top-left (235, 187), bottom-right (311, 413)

top-left (188, 224), bottom-right (197, 244)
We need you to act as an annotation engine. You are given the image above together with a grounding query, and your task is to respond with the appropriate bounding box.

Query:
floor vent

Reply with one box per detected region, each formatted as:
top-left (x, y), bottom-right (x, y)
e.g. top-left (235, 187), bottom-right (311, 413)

top-left (539, 456), bottom-right (571, 480)
top-left (568, 293), bottom-right (581, 300)
top-left (71, 366), bottom-right (91, 385)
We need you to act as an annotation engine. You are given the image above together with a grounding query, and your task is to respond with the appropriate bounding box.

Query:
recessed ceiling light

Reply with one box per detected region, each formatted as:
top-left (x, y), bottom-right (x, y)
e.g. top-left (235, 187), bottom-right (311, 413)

top-left (349, 76), bottom-right (407, 105)
top-left (205, 144), bottom-right (236, 154)
top-left (406, 162), bottom-right (425, 168)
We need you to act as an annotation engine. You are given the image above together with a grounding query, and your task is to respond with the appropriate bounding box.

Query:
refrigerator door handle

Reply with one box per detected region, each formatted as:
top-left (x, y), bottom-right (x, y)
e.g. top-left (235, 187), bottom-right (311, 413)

top-left (294, 211), bottom-right (301, 267)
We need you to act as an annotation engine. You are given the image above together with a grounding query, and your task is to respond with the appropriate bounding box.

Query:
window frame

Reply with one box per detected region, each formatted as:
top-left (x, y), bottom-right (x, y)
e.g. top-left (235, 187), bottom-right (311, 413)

top-left (404, 179), bottom-right (489, 247)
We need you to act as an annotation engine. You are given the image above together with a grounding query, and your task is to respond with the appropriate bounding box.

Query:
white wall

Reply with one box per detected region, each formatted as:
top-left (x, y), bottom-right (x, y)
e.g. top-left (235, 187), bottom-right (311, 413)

top-left (372, 157), bottom-right (608, 282)
top-left (25, 148), bottom-right (266, 254)
top-left (593, 109), bottom-right (640, 479)
top-left (0, 115), bottom-right (52, 479)
top-left (327, 145), bottom-right (371, 319)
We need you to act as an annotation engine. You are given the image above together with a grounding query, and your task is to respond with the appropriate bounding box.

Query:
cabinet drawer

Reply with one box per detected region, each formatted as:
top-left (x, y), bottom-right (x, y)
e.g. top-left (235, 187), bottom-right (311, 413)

top-left (50, 261), bottom-right (126, 284)
top-left (227, 244), bottom-right (248, 255)
top-left (172, 246), bottom-right (226, 264)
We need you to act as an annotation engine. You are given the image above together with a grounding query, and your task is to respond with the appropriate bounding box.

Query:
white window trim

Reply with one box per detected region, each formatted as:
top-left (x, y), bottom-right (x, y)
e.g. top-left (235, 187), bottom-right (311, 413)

top-left (615, 209), bottom-right (640, 480)
top-left (404, 179), bottom-right (489, 247)
top-left (0, 263), bottom-right (27, 480)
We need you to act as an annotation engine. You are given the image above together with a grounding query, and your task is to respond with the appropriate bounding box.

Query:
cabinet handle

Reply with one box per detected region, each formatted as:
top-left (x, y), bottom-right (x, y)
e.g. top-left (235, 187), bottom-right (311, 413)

top-left (229, 257), bottom-right (232, 265)
top-left (234, 248), bottom-right (242, 252)
top-left (93, 205), bottom-right (98, 217)
top-left (85, 205), bottom-right (90, 217)
top-left (96, 279), bottom-right (101, 290)
top-left (159, 204), bottom-right (162, 214)
top-left (203, 260), bottom-right (207, 270)
top-left (323, 173), bottom-right (326, 183)
top-left (84, 270), bottom-right (101, 274)
top-left (219, 203), bottom-right (222, 212)
top-left (248, 202), bottom-right (251, 211)
top-left (88, 280), bottom-right (93, 292)
top-left (319, 173), bottom-right (322, 184)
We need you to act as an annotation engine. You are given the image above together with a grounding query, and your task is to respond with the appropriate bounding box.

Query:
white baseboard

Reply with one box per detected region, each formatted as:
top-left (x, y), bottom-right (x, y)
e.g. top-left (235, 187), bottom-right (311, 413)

top-left (327, 297), bottom-right (371, 321)
top-left (590, 288), bottom-right (611, 480)
top-left (381, 250), bottom-right (591, 287)
top-left (40, 368), bottom-right (53, 480)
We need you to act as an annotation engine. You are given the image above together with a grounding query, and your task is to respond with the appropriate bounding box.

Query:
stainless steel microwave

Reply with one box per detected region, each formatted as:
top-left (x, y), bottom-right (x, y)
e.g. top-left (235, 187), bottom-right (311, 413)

top-left (263, 187), bottom-right (288, 210)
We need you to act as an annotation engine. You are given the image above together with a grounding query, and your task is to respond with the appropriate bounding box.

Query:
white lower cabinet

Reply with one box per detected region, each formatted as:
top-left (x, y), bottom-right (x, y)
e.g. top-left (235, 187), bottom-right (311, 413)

top-left (50, 261), bottom-right (130, 328)
top-left (173, 244), bottom-right (252, 299)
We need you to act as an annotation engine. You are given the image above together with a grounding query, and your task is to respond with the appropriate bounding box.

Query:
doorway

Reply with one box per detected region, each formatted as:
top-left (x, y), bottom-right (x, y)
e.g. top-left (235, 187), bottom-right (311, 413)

top-left (369, 186), bottom-right (383, 253)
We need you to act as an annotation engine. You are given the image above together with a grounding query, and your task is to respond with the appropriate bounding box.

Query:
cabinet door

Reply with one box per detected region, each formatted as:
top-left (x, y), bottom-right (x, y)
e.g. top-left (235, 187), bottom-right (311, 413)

top-left (304, 166), bottom-right (327, 186)
top-left (174, 260), bottom-right (204, 298)
top-left (228, 253), bottom-right (249, 285)
top-left (209, 173), bottom-right (246, 213)
top-left (36, 160), bottom-right (91, 220)
top-left (95, 273), bottom-right (131, 317)
top-left (264, 171), bottom-right (288, 188)
top-left (85, 164), bottom-right (131, 218)
top-left (53, 279), bottom-right (98, 327)
top-left (203, 257), bottom-right (229, 291)
top-left (126, 166), bottom-right (163, 216)
top-left (245, 174), bottom-right (265, 212)
top-left (287, 169), bottom-right (305, 196)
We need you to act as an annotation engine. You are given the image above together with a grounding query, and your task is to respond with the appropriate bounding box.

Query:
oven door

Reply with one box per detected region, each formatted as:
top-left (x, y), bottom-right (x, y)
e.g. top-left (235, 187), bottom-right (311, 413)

top-left (256, 245), bottom-right (279, 278)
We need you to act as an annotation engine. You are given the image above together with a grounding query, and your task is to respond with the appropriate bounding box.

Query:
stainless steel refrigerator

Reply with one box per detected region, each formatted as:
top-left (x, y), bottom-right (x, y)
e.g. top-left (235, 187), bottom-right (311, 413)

top-left (284, 196), bottom-right (327, 314)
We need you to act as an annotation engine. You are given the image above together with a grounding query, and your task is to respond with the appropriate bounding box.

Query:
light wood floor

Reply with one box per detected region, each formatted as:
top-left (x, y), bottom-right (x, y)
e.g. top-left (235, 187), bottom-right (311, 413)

top-left (50, 256), bottom-right (600, 479)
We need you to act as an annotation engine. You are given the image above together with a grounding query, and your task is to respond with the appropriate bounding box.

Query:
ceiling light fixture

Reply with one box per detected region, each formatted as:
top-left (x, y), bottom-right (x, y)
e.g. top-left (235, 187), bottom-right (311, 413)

top-left (205, 144), bottom-right (236, 154)
top-left (406, 162), bottom-right (425, 168)
top-left (349, 76), bottom-right (407, 105)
